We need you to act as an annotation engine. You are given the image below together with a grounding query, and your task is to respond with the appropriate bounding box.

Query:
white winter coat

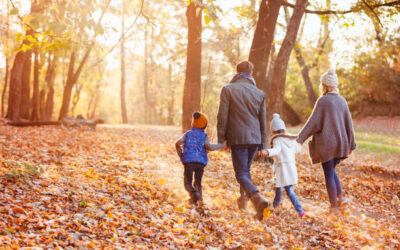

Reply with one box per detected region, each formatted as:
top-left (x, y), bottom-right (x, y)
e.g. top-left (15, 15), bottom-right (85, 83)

top-left (267, 137), bottom-right (302, 188)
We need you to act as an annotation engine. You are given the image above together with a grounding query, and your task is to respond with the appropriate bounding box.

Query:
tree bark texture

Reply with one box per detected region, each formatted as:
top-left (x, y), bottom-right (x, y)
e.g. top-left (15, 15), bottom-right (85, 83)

top-left (248, 0), bottom-right (282, 92)
top-left (45, 54), bottom-right (57, 120)
top-left (6, 51), bottom-right (26, 120)
top-left (294, 47), bottom-right (317, 107)
top-left (30, 49), bottom-right (40, 121)
top-left (182, 1), bottom-right (202, 132)
top-left (267, 0), bottom-right (308, 125)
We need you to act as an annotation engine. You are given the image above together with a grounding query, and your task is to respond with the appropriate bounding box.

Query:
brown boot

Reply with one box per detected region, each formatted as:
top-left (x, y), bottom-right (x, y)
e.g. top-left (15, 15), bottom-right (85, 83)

top-left (237, 196), bottom-right (249, 211)
top-left (250, 192), bottom-right (269, 221)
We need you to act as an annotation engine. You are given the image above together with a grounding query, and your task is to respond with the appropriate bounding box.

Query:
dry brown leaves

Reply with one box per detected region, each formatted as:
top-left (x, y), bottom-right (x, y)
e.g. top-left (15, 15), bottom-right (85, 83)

top-left (0, 124), bottom-right (399, 249)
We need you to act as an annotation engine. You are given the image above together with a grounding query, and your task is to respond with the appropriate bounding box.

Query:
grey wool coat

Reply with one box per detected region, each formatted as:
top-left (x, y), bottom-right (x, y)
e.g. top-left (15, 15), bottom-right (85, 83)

top-left (297, 92), bottom-right (356, 164)
top-left (217, 79), bottom-right (267, 149)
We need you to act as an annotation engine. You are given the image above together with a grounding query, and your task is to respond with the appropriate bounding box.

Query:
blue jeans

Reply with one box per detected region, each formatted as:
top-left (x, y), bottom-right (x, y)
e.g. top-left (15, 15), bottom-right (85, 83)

top-left (231, 144), bottom-right (259, 199)
top-left (322, 158), bottom-right (343, 208)
top-left (273, 185), bottom-right (304, 214)
top-left (183, 162), bottom-right (205, 198)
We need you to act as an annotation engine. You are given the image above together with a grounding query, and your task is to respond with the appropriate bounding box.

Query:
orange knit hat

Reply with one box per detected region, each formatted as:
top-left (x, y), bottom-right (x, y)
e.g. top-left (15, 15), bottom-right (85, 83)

top-left (192, 112), bottom-right (208, 129)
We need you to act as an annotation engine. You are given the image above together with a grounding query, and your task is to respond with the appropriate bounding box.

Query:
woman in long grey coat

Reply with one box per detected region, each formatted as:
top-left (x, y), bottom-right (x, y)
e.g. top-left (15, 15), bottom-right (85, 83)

top-left (297, 68), bottom-right (356, 215)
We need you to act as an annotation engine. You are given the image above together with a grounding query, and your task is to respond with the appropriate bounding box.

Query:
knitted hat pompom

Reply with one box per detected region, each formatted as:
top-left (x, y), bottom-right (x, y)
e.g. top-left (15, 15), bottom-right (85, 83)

top-left (192, 111), bottom-right (208, 129)
top-left (271, 113), bottom-right (286, 132)
top-left (320, 67), bottom-right (338, 87)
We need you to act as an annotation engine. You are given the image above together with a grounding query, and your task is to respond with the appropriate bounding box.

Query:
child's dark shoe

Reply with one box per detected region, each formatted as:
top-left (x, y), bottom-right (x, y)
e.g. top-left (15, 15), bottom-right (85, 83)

top-left (329, 207), bottom-right (340, 216)
top-left (190, 192), bottom-right (198, 205)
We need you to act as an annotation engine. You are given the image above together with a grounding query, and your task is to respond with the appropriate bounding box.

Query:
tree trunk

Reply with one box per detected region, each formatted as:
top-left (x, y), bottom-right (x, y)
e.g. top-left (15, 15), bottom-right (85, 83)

top-left (294, 47), bottom-right (317, 107)
top-left (6, 51), bottom-right (26, 120)
top-left (1, 58), bottom-right (9, 118)
top-left (45, 54), bottom-right (57, 120)
top-left (120, 6), bottom-right (128, 124)
top-left (1, 0), bottom-right (10, 118)
top-left (19, 46), bottom-right (33, 119)
top-left (282, 100), bottom-right (301, 125)
top-left (58, 47), bottom-right (92, 120)
top-left (167, 62), bottom-right (175, 125)
top-left (39, 89), bottom-right (46, 120)
top-left (182, 1), bottom-right (202, 132)
top-left (143, 27), bottom-right (149, 124)
top-left (248, 0), bottom-right (282, 92)
top-left (267, 0), bottom-right (308, 125)
top-left (30, 49), bottom-right (40, 121)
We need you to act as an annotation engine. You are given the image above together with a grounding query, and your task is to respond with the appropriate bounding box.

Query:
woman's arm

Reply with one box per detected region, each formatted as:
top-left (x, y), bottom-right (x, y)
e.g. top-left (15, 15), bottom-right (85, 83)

top-left (297, 98), bottom-right (324, 144)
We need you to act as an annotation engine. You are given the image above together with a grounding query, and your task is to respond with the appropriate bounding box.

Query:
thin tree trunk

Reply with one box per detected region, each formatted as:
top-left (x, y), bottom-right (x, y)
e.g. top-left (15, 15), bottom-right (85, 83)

top-left (1, 58), bottom-right (9, 118)
top-left (30, 49), bottom-right (40, 121)
top-left (58, 47), bottom-right (92, 120)
top-left (6, 51), bottom-right (26, 120)
top-left (120, 4), bottom-right (128, 124)
top-left (201, 55), bottom-right (212, 112)
top-left (294, 47), bottom-right (317, 107)
top-left (267, 0), bottom-right (308, 125)
top-left (182, 1), bottom-right (202, 132)
top-left (20, 44), bottom-right (33, 119)
top-left (70, 83), bottom-right (82, 116)
top-left (167, 62), bottom-right (175, 125)
top-left (58, 2), bottom-right (109, 120)
top-left (248, 0), bottom-right (282, 92)
top-left (45, 54), bottom-right (57, 120)
top-left (143, 27), bottom-right (149, 124)
top-left (39, 89), bottom-right (46, 120)
top-left (1, 0), bottom-right (10, 118)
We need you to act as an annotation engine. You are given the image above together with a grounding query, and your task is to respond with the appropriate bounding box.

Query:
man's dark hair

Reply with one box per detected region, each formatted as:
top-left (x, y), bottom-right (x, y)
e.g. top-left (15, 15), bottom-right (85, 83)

top-left (236, 61), bottom-right (253, 74)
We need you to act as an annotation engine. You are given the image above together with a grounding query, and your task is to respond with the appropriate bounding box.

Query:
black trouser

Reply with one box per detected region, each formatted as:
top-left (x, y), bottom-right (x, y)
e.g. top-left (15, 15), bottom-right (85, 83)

top-left (183, 162), bottom-right (205, 199)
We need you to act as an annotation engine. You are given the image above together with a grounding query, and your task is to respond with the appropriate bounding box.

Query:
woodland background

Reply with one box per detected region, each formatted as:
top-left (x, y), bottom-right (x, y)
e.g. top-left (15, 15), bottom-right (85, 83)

top-left (0, 0), bottom-right (399, 129)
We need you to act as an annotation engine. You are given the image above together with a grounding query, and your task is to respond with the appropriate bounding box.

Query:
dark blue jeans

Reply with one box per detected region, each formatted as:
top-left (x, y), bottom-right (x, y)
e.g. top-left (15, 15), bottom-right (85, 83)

top-left (231, 144), bottom-right (259, 199)
top-left (322, 158), bottom-right (343, 208)
top-left (183, 162), bottom-right (205, 198)
top-left (273, 185), bottom-right (304, 214)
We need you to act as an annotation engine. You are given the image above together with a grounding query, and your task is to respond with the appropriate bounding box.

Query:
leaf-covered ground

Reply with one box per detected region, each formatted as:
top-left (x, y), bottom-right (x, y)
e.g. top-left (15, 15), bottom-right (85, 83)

top-left (0, 124), bottom-right (399, 249)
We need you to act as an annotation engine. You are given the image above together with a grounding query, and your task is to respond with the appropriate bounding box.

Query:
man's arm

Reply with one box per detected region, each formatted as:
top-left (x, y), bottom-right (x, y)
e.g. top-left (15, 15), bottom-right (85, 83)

top-left (259, 96), bottom-right (267, 149)
top-left (217, 87), bottom-right (230, 144)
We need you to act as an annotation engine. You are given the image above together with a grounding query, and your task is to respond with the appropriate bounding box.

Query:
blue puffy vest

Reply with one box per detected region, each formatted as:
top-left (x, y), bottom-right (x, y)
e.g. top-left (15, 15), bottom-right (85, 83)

top-left (182, 127), bottom-right (208, 166)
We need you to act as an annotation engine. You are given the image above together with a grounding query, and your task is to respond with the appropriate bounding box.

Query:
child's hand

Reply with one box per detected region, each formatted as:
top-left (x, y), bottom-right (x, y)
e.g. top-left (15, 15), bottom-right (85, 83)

top-left (222, 141), bottom-right (229, 151)
top-left (258, 149), bottom-right (269, 157)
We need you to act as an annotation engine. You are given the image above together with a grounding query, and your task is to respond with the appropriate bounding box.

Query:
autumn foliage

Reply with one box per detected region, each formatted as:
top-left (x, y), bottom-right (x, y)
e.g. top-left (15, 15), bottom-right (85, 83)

top-left (0, 124), bottom-right (399, 248)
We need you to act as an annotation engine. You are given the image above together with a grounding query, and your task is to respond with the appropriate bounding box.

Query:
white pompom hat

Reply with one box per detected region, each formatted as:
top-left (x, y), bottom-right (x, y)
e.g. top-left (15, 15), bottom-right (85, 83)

top-left (271, 113), bottom-right (286, 132)
top-left (320, 68), bottom-right (338, 87)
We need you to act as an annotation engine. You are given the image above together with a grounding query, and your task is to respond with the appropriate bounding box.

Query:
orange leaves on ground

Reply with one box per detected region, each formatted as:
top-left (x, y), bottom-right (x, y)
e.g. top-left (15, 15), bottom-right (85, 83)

top-left (0, 124), bottom-right (399, 248)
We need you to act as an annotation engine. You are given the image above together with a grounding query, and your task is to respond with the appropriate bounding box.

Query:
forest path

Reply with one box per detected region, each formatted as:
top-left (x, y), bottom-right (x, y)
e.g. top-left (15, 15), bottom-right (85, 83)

top-left (0, 125), bottom-right (399, 248)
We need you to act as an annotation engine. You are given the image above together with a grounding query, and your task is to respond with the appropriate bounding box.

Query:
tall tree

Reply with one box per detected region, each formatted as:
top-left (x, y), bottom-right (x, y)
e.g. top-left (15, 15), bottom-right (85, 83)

top-left (120, 0), bottom-right (128, 124)
top-left (182, 0), bottom-right (202, 131)
top-left (248, 0), bottom-right (282, 92)
top-left (44, 53), bottom-right (57, 120)
top-left (58, 1), bottom-right (110, 120)
top-left (1, 0), bottom-right (10, 117)
top-left (267, 0), bottom-right (308, 124)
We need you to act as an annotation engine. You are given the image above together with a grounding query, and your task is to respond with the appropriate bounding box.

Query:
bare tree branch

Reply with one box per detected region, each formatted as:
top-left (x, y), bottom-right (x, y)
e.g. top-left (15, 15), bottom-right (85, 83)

top-left (283, 0), bottom-right (400, 15)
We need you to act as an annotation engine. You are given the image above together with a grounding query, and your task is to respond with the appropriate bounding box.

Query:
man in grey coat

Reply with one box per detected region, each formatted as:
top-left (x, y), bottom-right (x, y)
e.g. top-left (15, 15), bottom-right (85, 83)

top-left (217, 61), bottom-right (269, 220)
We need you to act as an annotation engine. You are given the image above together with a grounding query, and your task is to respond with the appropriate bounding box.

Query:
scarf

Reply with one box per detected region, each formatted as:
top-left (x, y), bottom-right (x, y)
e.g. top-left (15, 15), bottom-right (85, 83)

top-left (230, 72), bottom-right (256, 86)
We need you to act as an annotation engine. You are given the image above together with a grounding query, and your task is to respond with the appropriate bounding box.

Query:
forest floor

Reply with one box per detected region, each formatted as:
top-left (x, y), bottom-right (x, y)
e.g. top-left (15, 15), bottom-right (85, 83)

top-left (0, 122), bottom-right (399, 249)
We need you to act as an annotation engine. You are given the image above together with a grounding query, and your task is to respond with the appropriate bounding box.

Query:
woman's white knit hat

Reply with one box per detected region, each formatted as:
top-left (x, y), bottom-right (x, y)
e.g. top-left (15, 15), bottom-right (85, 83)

top-left (271, 113), bottom-right (286, 132)
top-left (320, 68), bottom-right (338, 87)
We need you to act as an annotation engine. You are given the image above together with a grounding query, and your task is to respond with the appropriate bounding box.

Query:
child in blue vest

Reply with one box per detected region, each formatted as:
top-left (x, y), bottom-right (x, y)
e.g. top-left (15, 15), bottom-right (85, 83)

top-left (176, 112), bottom-right (224, 205)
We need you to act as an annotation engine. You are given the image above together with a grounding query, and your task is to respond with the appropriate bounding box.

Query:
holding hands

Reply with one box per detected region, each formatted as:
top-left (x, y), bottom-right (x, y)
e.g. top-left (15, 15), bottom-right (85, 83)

top-left (258, 149), bottom-right (269, 157)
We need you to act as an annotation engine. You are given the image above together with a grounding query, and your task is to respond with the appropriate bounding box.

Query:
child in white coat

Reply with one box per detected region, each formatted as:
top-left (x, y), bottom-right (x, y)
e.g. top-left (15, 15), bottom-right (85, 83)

top-left (260, 114), bottom-right (305, 218)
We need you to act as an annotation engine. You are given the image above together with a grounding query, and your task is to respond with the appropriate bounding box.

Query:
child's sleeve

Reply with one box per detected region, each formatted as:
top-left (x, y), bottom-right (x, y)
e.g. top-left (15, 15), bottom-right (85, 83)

top-left (267, 139), bottom-right (282, 157)
top-left (204, 134), bottom-right (224, 151)
top-left (175, 133), bottom-right (187, 160)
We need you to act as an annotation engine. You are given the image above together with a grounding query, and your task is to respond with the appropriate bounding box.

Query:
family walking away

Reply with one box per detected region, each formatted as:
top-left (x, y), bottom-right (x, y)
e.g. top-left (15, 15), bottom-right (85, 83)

top-left (175, 61), bottom-right (356, 220)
